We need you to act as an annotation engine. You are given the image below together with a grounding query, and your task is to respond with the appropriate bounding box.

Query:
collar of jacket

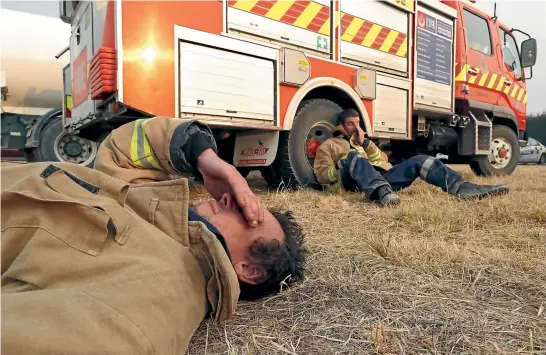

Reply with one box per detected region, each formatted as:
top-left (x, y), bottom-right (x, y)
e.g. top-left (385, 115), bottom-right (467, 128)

top-left (332, 124), bottom-right (347, 138)
top-left (333, 125), bottom-right (360, 146)
top-left (188, 207), bottom-right (231, 260)
top-left (124, 178), bottom-right (240, 321)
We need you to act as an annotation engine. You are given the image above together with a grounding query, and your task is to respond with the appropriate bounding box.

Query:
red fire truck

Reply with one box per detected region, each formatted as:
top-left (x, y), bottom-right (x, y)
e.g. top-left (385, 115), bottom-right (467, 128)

top-left (53, 0), bottom-right (537, 188)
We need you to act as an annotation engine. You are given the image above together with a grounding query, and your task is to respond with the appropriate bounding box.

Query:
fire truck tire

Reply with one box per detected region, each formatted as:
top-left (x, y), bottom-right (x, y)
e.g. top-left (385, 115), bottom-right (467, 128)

top-left (25, 116), bottom-right (98, 168)
top-left (470, 125), bottom-right (520, 176)
top-left (265, 99), bottom-right (343, 189)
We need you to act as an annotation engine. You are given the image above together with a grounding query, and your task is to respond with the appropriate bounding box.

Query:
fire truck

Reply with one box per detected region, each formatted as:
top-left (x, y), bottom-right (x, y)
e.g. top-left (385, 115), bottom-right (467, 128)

top-left (55, 0), bottom-right (537, 189)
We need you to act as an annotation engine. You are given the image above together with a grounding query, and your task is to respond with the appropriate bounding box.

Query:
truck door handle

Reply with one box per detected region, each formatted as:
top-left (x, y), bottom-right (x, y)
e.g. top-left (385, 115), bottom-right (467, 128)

top-left (504, 79), bottom-right (512, 86)
top-left (467, 67), bottom-right (478, 75)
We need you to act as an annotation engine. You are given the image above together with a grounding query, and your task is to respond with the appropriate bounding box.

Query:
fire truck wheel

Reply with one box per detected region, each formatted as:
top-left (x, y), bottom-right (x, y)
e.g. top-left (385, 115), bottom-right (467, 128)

top-left (470, 125), bottom-right (520, 176)
top-left (265, 99), bottom-right (343, 189)
top-left (26, 116), bottom-right (98, 167)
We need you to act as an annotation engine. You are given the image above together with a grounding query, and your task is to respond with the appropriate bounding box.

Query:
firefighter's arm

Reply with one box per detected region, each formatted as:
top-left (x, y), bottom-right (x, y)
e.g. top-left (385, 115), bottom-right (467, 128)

top-left (313, 143), bottom-right (340, 185)
top-left (94, 117), bottom-right (218, 183)
top-left (95, 117), bottom-right (264, 226)
top-left (362, 138), bottom-right (383, 165)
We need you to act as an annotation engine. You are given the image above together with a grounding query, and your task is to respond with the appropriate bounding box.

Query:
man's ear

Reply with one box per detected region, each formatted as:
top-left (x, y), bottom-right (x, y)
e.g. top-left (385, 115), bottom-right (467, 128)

top-left (233, 262), bottom-right (266, 285)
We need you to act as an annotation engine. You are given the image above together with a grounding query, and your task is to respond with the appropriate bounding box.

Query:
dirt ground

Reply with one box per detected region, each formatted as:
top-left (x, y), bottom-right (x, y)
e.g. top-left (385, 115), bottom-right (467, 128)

top-left (187, 165), bottom-right (546, 354)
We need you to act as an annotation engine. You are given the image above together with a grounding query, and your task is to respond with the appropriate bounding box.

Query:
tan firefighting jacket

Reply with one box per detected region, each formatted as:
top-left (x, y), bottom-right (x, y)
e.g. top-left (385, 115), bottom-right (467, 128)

top-left (314, 125), bottom-right (392, 185)
top-left (1, 117), bottom-right (240, 354)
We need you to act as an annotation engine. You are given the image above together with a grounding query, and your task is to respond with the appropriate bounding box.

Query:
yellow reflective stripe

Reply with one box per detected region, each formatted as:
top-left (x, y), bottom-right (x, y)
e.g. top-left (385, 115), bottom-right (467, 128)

top-left (140, 120), bottom-right (162, 170)
top-left (293, 1), bottom-right (322, 29)
top-left (327, 165), bottom-right (337, 182)
top-left (341, 17), bottom-right (364, 42)
top-left (487, 73), bottom-right (498, 89)
top-left (455, 64), bottom-right (468, 82)
top-left (370, 160), bottom-right (383, 166)
top-left (368, 151), bottom-right (381, 161)
top-left (477, 72), bottom-right (489, 87)
top-left (496, 76), bottom-right (505, 91)
top-left (362, 24), bottom-right (382, 47)
top-left (266, 0), bottom-right (294, 21)
top-left (131, 119), bottom-right (145, 168)
top-left (130, 119), bottom-right (162, 170)
top-left (66, 95), bottom-right (73, 110)
top-left (396, 37), bottom-right (407, 57)
top-left (232, 0), bottom-right (258, 11)
top-left (380, 30), bottom-right (399, 53)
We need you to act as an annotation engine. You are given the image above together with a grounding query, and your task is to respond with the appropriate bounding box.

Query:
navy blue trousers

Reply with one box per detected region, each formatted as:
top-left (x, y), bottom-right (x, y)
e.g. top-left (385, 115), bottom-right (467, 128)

top-left (339, 152), bottom-right (465, 199)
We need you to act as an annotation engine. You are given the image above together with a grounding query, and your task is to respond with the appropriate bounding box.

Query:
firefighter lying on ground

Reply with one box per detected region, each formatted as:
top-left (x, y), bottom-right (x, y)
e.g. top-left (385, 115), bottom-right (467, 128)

top-left (314, 108), bottom-right (509, 205)
top-left (1, 117), bottom-right (307, 354)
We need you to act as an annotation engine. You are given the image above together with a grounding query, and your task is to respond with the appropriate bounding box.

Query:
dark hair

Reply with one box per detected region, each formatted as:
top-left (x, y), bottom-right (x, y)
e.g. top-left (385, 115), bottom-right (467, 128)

top-left (338, 108), bottom-right (360, 125)
top-left (238, 209), bottom-right (307, 301)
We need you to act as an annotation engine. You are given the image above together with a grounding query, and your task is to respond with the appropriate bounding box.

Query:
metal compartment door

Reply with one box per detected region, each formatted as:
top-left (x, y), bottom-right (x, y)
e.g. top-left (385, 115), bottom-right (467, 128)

top-left (413, 4), bottom-right (456, 112)
top-left (227, 0), bottom-right (331, 55)
top-left (68, 1), bottom-right (95, 126)
top-left (339, 0), bottom-right (410, 75)
top-left (179, 42), bottom-right (275, 121)
top-left (373, 74), bottom-right (411, 139)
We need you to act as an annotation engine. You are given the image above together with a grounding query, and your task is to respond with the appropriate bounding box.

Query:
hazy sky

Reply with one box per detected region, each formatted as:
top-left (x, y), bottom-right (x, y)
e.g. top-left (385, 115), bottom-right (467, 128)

top-left (1, 0), bottom-right (544, 113)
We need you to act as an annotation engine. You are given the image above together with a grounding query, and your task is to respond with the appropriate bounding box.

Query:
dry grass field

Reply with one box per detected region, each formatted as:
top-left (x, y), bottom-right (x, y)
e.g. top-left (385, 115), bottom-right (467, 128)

top-left (187, 164), bottom-right (546, 354)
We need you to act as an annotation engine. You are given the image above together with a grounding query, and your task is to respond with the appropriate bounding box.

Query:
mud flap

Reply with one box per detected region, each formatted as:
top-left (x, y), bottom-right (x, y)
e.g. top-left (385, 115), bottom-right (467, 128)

top-left (233, 131), bottom-right (279, 168)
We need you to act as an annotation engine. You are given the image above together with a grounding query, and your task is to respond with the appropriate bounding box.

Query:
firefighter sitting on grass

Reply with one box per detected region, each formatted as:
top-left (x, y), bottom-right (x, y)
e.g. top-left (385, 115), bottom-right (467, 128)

top-left (313, 108), bottom-right (509, 206)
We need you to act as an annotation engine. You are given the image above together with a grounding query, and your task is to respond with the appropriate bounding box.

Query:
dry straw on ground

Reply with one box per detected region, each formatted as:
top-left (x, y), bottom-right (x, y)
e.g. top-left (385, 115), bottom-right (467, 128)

top-left (187, 165), bottom-right (546, 354)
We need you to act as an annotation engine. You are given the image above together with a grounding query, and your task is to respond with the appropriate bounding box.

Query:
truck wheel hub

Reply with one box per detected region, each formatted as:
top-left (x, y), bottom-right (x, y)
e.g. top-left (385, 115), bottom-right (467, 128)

top-left (54, 132), bottom-right (98, 165)
top-left (64, 140), bottom-right (83, 157)
top-left (489, 137), bottom-right (512, 169)
top-left (305, 121), bottom-right (336, 167)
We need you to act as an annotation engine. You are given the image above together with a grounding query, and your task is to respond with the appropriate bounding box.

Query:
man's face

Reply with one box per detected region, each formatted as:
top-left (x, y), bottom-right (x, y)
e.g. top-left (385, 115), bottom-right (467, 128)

top-left (193, 194), bottom-right (285, 285)
top-left (342, 116), bottom-right (360, 137)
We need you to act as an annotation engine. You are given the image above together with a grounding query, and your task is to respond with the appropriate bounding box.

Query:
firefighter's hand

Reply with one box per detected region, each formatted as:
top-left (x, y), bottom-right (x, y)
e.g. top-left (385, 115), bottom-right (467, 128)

top-left (197, 149), bottom-right (264, 228)
top-left (355, 125), bottom-right (366, 146)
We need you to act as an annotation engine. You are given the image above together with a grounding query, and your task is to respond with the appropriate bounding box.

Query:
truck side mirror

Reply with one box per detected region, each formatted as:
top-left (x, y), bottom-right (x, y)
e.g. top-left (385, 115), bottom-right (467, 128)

top-left (520, 38), bottom-right (537, 68)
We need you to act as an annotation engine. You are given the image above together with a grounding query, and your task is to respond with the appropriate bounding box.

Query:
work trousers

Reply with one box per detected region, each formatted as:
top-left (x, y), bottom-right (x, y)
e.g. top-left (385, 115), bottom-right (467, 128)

top-left (339, 152), bottom-right (465, 199)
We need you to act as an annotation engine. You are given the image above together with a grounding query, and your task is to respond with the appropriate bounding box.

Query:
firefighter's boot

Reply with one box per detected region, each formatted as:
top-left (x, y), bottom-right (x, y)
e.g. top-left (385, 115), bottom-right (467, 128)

top-left (370, 185), bottom-right (400, 206)
top-left (453, 182), bottom-right (509, 199)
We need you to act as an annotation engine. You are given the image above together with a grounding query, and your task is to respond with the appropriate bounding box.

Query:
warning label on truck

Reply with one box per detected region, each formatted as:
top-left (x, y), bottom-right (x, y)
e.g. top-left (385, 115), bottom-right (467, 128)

top-left (416, 11), bottom-right (453, 86)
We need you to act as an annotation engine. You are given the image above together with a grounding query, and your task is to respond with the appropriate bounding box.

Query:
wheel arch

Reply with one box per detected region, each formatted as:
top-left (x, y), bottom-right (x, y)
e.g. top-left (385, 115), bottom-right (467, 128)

top-left (25, 108), bottom-right (63, 149)
top-left (282, 77), bottom-right (372, 134)
top-left (492, 116), bottom-right (518, 136)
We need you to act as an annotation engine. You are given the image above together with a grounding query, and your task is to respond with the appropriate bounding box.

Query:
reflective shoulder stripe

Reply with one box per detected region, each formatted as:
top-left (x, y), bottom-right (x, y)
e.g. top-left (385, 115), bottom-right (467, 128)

top-left (327, 165), bottom-right (337, 182)
top-left (130, 119), bottom-right (162, 170)
top-left (130, 119), bottom-right (145, 168)
top-left (367, 151), bottom-right (381, 161)
top-left (140, 120), bottom-right (162, 170)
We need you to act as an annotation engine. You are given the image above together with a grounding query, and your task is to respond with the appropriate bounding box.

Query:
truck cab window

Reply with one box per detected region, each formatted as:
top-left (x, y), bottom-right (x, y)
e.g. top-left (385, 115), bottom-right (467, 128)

top-left (498, 28), bottom-right (522, 79)
top-left (462, 9), bottom-right (492, 55)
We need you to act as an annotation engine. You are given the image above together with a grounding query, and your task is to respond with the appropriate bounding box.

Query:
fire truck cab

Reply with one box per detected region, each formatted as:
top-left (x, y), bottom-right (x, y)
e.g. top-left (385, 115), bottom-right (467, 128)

top-left (58, 0), bottom-right (538, 189)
